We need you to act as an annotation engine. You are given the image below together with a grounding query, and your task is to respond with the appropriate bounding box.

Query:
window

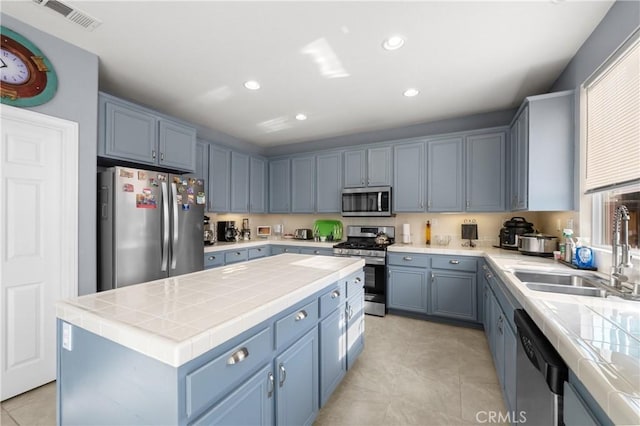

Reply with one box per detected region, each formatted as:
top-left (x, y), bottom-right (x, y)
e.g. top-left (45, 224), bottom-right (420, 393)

top-left (584, 30), bottom-right (640, 249)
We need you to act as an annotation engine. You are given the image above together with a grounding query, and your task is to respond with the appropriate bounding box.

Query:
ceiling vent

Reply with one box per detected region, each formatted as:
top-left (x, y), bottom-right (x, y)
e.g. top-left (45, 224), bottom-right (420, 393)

top-left (32, 0), bottom-right (102, 31)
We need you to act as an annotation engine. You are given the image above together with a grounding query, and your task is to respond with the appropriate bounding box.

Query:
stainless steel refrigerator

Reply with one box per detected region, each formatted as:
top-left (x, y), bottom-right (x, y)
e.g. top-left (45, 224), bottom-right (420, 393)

top-left (98, 166), bottom-right (205, 291)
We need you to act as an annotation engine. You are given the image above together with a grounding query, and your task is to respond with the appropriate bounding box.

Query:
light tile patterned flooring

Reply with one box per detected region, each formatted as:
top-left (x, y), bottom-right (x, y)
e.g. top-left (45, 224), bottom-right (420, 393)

top-left (1, 314), bottom-right (505, 426)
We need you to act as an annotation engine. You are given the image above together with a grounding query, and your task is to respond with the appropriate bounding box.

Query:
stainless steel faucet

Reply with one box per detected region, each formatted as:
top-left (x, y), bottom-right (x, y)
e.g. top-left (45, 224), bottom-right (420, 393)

top-left (610, 205), bottom-right (633, 289)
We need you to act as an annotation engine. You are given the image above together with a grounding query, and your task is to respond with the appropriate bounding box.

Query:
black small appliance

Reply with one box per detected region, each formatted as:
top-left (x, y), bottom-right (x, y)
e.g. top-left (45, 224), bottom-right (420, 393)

top-left (217, 221), bottom-right (238, 242)
top-left (499, 217), bottom-right (535, 250)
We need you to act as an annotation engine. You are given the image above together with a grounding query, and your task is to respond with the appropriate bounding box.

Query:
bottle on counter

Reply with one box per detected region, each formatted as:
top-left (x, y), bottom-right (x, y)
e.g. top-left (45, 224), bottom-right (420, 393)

top-left (563, 229), bottom-right (574, 263)
top-left (426, 220), bottom-right (431, 245)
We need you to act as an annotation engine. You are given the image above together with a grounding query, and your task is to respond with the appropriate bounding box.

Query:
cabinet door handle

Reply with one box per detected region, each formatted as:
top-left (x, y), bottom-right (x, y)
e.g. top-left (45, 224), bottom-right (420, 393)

top-left (482, 264), bottom-right (488, 271)
top-left (160, 152), bottom-right (164, 161)
top-left (279, 363), bottom-right (286, 387)
top-left (431, 272), bottom-right (435, 282)
top-left (152, 150), bottom-right (156, 159)
top-left (331, 290), bottom-right (341, 299)
top-left (466, 200), bottom-right (469, 209)
top-left (449, 260), bottom-right (460, 265)
top-left (486, 272), bottom-right (493, 279)
top-left (428, 200), bottom-right (432, 209)
top-left (403, 256), bottom-right (413, 261)
top-left (267, 372), bottom-right (274, 398)
top-left (295, 310), bottom-right (308, 321)
top-left (227, 347), bottom-right (249, 365)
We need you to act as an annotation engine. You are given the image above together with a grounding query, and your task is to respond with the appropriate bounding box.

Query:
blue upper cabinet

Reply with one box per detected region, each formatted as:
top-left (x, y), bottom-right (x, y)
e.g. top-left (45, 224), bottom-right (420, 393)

top-left (465, 132), bottom-right (506, 212)
top-left (291, 155), bottom-right (316, 213)
top-left (208, 145), bottom-right (231, 212)
top-left (158, 119), bottom-right (197, 171)
top-left (393, 142), bottom-right (425, 212)
top-left (510, 90), bottom-right (574, 211)
top-left (249, 156), bottom-right (267, 213)
top-left (316, 152), bottom-right (342, 213)
top-left (343, 146), bottom-right (392, 188)
top-left (98, 92), bottom-right (196, 172)
top-left (269, 158), bottom-right (291, 213)
top-left (230, 151), bottom-right (250, 213)
top-left (427, 136), bottom-right (464, 212)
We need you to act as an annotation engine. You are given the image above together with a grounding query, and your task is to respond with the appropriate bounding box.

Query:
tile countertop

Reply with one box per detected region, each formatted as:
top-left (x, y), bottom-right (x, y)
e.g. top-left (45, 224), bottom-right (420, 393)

top-left (389, 244), bottom-right (640, 425)
top-left (204, 239), bottom-right (338, 253)
top-left (56, 254), bottom-right (364, 368)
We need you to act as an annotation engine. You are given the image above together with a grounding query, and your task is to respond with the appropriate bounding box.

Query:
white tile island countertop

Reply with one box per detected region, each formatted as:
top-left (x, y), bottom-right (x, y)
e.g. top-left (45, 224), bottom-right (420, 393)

top-left (56, 254), bottom-right (364, 367)
top-left (389, 244), bottom-right (640, 425)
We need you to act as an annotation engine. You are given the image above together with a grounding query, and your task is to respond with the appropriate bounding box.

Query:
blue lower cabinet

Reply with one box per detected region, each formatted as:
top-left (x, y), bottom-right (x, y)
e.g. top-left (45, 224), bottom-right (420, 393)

top-left (429, 270), bottom-right (477, 321)
top-left (387, 266), bottom-right (429, 314)
top-left (224, 249), bottom-right (248, 265)
top-left (503, 321), bottom-right (517, 413)
top-left (275, 328), bottom-right (319, 426)
top-left (204, 253), bottom-right (224, 269)
top-left (564, 382), bottom-right (599, 426)
top-left (192, 364), bottom-right (274, 426)
top-left (271, 246), bottom-right (301, 255)
top-left (319, 307), bottom-right (346, 407)
top-left (249, 246), bottom-right (270, 259)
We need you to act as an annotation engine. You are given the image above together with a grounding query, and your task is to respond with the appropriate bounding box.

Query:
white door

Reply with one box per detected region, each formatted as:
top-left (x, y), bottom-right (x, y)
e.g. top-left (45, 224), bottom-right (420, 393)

top-left (0, 105), bottom-right (78, 401)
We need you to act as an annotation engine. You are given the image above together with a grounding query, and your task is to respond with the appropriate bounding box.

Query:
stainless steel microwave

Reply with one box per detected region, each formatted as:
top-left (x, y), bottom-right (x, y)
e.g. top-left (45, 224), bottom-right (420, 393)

top-left (341, 186), bottom-right (393, 217)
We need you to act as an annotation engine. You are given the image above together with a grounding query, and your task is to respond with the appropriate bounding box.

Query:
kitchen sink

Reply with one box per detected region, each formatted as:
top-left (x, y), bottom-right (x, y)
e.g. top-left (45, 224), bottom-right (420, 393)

top-left (511, 270), bottom-right (609, 298)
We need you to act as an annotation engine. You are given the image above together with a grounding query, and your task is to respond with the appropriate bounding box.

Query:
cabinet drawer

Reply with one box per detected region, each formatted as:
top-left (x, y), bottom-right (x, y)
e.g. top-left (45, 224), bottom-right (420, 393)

top-left (248, 246), bottom-right (268, 259)
top-left (431, 256), bottom-right (477, 272)
top-left (185, 327), bottom-right (272, 418)
top-left (204, 253), bottom-right (224, 269)
top-left (388, 253), bottom-right (430, 268)
top-left (344, 271), bottom-right (365, 298)
top-left (224, 249), bottom-right (248, 264)
top-left (275, 300), bottom-right (318, 349)
top-left (300, 247), bottom-right (333, 256)
top-left (272, 246), bottom-right (301, 255)
top-left (319, 282), bottom-right (346, 318)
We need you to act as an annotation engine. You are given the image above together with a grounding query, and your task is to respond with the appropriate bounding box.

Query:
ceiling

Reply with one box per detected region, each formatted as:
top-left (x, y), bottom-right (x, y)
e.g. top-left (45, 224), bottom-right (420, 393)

top-left (2, 1), bottom-right (614, 147)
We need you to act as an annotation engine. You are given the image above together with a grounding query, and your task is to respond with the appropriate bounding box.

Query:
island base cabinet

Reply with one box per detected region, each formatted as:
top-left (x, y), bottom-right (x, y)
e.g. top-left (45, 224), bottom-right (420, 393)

top-left (275, 328), bottom-right (319, 426)
top-left (57, 321), bottom-right (179, 425)
top-left (346, 290), bottom-right (365, 370)
top-left (192, 365), bottom-right (274, 426)
top-left (319, 308), bottom-right (346, 407)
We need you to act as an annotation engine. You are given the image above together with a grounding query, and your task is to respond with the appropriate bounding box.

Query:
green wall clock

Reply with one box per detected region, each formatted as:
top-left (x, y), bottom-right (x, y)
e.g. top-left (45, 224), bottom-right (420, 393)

top-left (1, 26), bottom-right (58, 107)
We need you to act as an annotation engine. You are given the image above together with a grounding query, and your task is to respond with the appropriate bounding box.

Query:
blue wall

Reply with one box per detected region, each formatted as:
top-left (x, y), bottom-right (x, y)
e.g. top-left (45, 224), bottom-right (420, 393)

top-left (1, 14), bottom-right (99, 295)
top-left (551, 1), bottom-right (639, 91)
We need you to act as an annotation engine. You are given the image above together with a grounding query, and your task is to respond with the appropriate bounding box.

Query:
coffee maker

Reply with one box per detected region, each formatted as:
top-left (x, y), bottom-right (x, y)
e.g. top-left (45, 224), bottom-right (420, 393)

top-left (217, 221), bottom-right (238, 242)
top-left (204, 215), bottom-right (216, 245)
top-left (241, 218), bottom-right (251, 241)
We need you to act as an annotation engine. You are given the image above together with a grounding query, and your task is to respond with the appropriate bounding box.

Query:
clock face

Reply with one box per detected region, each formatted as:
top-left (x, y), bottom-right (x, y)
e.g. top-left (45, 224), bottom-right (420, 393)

top-left (0, 26), bottom-right (57, 107)
top-left (1, 48), bottom-right (31, 84)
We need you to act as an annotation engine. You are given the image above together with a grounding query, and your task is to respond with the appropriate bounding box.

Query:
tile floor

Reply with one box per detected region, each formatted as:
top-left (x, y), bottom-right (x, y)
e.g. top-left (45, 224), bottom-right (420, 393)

top-left (0, 314), bottom-right (505, 426)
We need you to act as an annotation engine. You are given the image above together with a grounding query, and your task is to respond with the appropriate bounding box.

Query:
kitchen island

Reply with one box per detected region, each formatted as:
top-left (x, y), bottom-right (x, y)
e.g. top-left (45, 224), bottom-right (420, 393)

top-left (56, 254), bottom-right (365, 425)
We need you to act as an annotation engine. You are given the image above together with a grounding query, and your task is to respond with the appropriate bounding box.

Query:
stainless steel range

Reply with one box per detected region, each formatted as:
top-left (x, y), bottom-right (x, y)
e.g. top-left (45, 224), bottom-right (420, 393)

top-left (333, 225), bottom-right (394, 317)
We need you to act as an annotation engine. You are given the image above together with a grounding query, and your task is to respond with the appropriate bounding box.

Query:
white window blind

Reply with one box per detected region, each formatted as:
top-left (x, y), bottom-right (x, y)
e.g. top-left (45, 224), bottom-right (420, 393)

top-left (584, 35), bottom-right (640, 193)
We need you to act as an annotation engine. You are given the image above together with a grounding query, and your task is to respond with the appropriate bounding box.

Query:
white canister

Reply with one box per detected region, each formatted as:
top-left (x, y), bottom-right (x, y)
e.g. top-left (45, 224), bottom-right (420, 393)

top-left (401, 223), bottom-right (411, 243)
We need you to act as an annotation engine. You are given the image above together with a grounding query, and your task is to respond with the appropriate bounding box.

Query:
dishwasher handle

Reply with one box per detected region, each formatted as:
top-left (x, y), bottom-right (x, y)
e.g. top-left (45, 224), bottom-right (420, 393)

top-left (514, 309), bottom-right (568, 395)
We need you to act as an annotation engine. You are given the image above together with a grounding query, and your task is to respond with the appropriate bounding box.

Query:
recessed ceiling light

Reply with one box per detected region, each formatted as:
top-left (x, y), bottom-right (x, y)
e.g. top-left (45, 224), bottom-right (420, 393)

top-left (243, 80), bottom-right (261, 90)
top-left (382, 36), bottom-right (405, 51)
top-left (403, 88), bottom-right (419, 97)
top-left (295, 113), bottom-right (307, 121)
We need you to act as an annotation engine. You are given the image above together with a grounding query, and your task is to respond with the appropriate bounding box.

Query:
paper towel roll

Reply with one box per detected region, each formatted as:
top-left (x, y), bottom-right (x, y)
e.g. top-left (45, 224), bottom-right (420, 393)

top-left (402, 223), bottom-right (411, 243)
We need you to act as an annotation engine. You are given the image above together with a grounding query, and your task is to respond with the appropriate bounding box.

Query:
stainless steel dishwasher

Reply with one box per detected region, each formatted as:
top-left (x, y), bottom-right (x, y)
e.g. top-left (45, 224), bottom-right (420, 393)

top-left (514, 309), bottom-right (568, 426)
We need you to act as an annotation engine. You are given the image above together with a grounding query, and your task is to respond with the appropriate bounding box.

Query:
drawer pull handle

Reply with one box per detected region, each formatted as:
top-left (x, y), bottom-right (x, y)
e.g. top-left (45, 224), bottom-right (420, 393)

top-left (314, 250), bottom-right (320, 254)
top-left (482, 264), bottom-right (488, 270)
top-left (279, 363), bottom-right (286, 387)
top-left (486, 272), bottom-right (493, 279)
top-left (295, 310), bottom-right (308, 321)
top-left (227, 347), bottom-right (249, 365)
top-left (331, 290), bottom-right (341, 299)
top-left (403, 256), bottom-right (413, 261)
top-left (267, 372), bottom-right (274, 397)
top-left (208, 256), bottom-right (215, 260)
top-left (449, 260), bottom-right (460, 264)
top-left (236, 252), bottom-right (241, 256)
top-left (355, 277), bottom-right (362, 283)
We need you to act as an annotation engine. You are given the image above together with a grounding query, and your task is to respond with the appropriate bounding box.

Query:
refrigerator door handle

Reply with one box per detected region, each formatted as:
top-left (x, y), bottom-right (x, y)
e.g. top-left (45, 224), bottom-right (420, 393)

top-left (161, 182), bottom-right (169, 272)
top-left (171, 183), bottom-right (179, 270)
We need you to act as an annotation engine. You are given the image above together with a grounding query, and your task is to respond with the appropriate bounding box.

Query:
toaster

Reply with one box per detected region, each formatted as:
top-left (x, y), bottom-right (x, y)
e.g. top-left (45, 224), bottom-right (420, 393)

top-left (294, 229), bottom-right (313, 240)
